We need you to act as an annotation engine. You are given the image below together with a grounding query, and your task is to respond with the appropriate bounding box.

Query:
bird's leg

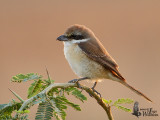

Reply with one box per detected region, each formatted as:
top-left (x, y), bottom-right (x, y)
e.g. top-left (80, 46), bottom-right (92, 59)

top-left (92, 81), bottom-right (97, 89)
top-left (68, 77), bottom-right (89, 89)
top-left (90, 82), bottom-right (102, 98)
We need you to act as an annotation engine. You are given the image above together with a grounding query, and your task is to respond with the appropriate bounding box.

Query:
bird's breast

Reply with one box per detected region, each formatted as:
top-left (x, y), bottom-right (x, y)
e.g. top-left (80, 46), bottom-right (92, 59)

top-left (63, 41), bottom-right (109, 80)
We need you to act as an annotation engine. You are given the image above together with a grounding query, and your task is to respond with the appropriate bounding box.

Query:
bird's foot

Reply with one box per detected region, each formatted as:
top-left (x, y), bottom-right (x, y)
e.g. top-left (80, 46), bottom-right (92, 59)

top-left (68, 79), bottom-right (79, 83)
top-left (68, 79), bottom-right (82, 89)
top-left (90, 87), bottom-right (102, 98)
top-left (68, 77), bottom-right (89, 89)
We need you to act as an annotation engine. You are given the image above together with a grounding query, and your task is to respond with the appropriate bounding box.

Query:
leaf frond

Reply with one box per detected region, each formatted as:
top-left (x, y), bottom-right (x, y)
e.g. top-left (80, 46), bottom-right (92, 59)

top-left (56, 96), bottom-right (81, 111)
top-left (65, 87), bottom-right (87, 102)
top-left (35, 102), bottom-right (53, 120)
top-left (113, 98), bottom-right (134, 105)
top-left (11, 73), bottom-right (42, 83)
top-left (0, 100), bottom-right (22, 119)
top-left (114, 104), bottom-right (132, 112)
top-left (28, 79), bottom-right (43, 98)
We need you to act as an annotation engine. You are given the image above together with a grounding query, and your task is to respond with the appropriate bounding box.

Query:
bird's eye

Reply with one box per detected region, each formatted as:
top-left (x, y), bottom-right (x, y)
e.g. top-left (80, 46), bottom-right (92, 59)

top-left (69, 34), bottom-right (84, 40)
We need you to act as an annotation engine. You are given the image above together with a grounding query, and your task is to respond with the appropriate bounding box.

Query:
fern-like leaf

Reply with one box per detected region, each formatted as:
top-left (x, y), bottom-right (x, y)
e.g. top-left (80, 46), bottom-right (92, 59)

top-left (113, 98), bottom-right (134, 105)
top-left (11, 73), bottom-right (42, 83)
top-left (71, 89), bottom-right (87, 102)
top-left (0, 100), bottom-right (22, 118)
top-left (64, 87), bottom-right (75, 94)
top-left (64, 87), bottom-right (87, 102)
top-left (18, 114), bottom-right (29, 120)
top-left (35, 102), bottom-right (54, 120)
top-left (114, 104), bottom-right (132, 112)
top-left (56, 96), bottom-right (81, 111)
top-left (28, 80), bottom-right (43, 98)
top-left (51, 97), bottom-right (67, 120)
top-left (113, 98), bottom-right (134, 112)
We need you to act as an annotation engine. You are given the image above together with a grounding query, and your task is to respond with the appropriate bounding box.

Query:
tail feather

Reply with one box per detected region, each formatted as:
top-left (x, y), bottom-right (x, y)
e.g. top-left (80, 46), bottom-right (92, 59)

top-left (120, 82), bottom-right (152, 102)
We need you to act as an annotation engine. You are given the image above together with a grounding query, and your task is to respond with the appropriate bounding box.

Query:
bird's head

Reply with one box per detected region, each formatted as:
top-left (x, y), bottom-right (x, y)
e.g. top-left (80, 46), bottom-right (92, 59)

top-left (57, 24), bottom-right (95, 43)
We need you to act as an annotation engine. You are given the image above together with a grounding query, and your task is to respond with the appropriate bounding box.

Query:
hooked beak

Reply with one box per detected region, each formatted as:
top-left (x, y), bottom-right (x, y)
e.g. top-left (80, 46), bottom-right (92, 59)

top-left (57, 35), bottom-right (68, 41)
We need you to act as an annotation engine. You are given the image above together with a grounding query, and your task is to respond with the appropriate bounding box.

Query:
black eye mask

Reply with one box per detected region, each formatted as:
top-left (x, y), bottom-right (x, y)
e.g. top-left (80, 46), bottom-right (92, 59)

top-left (69, 34), bottom-right (85, 40)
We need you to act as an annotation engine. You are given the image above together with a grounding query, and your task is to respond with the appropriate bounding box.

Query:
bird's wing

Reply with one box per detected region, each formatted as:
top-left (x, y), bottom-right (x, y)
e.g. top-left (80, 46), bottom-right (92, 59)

top-left (78, 39), bottom-right (125, 81)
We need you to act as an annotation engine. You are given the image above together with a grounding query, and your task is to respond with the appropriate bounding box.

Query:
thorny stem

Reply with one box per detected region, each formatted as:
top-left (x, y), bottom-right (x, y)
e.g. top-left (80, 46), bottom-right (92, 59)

top-left (14, 83), bottom-right (113, 120)
top-left (8, 88), bottom-right (24, 103)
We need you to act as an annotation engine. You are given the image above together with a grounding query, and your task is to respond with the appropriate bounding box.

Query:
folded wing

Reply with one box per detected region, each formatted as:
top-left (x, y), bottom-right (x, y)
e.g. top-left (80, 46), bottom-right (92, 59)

top-left (78, 39), bottom-right (125, 81)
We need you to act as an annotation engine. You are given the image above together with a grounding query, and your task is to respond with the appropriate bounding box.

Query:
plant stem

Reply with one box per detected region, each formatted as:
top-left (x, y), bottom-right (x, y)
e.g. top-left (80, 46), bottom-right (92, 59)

top-left (106, 106), bottom-right (113, 120)
top-left (14, 82), bottom-right (114, 120)
top-left (81, 85), bottom-right (114, 120)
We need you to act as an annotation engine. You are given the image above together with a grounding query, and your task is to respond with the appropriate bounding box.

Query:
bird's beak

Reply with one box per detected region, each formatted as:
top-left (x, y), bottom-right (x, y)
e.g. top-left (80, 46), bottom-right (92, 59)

top-left (57, 35), bottom-right (68, 41)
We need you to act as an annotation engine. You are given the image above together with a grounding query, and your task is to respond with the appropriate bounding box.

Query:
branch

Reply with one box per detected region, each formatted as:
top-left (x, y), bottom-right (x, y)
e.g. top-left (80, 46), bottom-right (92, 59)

top-left (14, 83), bottom-right (113, 120)
top-left (81, 85), bottom-right (113, 120)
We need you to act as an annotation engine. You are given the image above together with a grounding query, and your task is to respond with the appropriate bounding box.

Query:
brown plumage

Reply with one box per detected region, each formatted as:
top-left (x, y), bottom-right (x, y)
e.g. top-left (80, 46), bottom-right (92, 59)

top-left (78, 40), bottom-right (125, 81)
top-left (57, 24), bottom-right (152, 102)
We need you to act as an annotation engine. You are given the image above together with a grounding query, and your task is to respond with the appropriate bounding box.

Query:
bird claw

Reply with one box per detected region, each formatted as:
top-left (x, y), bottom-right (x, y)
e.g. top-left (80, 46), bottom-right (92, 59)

top-left (68, 77), bottom-right (89, 89)
top-left (68, 79), bottom-right (79, 83)
top-left (89, 87), bottom-right (102, 98)
top-left (68, 79), bottom-right (83, 89)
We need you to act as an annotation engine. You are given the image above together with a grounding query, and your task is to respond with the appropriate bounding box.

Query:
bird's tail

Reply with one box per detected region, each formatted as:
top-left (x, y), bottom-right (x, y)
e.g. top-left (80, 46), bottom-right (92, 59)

top-left (120, 81), bottom-right (152, 102)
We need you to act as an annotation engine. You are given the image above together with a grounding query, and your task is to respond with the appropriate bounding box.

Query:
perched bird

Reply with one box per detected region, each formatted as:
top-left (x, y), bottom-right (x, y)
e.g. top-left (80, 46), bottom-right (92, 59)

top-left (57, 24), bottom-right (152, 102)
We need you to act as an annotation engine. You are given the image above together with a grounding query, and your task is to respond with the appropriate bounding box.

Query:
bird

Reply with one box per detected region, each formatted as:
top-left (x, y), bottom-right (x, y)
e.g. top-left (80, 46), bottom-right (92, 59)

top-left (57, 24), bottom-right (152, 102)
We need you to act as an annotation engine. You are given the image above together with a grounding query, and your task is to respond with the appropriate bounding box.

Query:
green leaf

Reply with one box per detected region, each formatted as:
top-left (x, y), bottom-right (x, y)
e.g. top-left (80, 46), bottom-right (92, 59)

top-left (114, 105), bottom-right (132, 112)
top-left (0, 100), bottom-right (22, 117)
top-left (64, 87), bottom-right (76, 93)
top-left (60, 109), bottom-right (66, 120)
top-left (15, 110), bottom-right (30, 114)
top-left (9, 73), bottom-right (88, 120)
top-left (71, 89), bottom-right (87, 102)
top-left (11, 73), bottom-right (42, 83)
top-left (64, 87), bottom-right (87, 102)
top-left (57, 96), bottom-right (81, 111)
top-left (35, 102), bottom-right (53, 120)
top-left (51, 97), bottom-right (67, 120)
top-left (112, 98), bottom-right (133, 113)
top-left (19, 115), bottom-right (29, 120)
top-left (0, 114), bottom-right (12, 119)
top-left (28, 79), bottom-right (43, 98)
top-left (113, 98), bottom-right (134, 105)
top-left (102, 98), bottom-right (112, 105)
top-left (43, 79), bottom-right (54, 87)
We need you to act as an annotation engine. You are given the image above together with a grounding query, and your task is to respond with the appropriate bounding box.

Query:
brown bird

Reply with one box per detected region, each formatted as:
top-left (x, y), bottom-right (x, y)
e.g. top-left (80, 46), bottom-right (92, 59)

top-left (57, 24), bottom-right (152, 102)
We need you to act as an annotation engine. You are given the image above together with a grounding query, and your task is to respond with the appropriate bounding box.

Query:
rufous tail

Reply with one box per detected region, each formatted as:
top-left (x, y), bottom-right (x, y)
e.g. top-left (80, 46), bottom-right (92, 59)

top-left (120, 81), bottom-right (152, 102)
